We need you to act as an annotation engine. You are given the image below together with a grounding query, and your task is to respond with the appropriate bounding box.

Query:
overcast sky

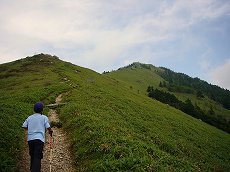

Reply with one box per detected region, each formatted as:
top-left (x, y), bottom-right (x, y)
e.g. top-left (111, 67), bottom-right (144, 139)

top-left (0, 0), bottom-right (230, 90)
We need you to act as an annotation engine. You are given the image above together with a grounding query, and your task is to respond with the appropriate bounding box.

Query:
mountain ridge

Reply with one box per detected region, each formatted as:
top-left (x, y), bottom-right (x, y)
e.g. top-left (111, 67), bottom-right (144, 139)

top-left (117, 61), bottom-right (229, 91)
top-left (1, 54), bottom-right (230, 171)
top-left (105, 62), bottom-right (230, 133)
top-left (108, 61), bottom-right (230, 109)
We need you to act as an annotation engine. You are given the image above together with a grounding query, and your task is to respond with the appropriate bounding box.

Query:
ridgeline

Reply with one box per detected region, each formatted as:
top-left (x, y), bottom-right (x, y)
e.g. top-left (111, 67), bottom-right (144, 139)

top-left (0, 55), bottom-right (229, 171)
top-left (106, 62), bottom-right (230, 133)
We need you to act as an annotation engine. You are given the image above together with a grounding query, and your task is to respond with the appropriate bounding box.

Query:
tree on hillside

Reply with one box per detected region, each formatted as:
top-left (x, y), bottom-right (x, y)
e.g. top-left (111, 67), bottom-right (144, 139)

top-left (159, 81), bottom-right (163, 87)
top-left (208, 106), bottom-right (215, 115)
top-left (147, 86), bottom-right (229, 133)
top-left (157, 67), bottom-right (230, 110)
top-left (183, 99), bottom-right (195, 115)
top-left (222, 97), bottom-right (230, 109)
top-left (196, 90), bottom-right (205, 98)
top-left (147, 86), bottom-right (154, 92)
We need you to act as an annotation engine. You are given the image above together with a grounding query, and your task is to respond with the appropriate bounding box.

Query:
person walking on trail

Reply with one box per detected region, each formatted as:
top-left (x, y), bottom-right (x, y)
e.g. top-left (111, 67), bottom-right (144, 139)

top-left (22, 102), bottom-right (53, 172)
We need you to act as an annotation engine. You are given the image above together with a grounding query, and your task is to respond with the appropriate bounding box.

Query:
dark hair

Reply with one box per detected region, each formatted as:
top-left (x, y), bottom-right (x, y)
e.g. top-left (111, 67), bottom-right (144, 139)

top-left (34, 102), bottom-right (44, 113)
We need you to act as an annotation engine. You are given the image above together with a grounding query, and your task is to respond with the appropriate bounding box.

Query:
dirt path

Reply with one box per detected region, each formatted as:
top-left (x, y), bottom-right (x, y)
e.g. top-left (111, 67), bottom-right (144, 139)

top-left (19, 94), bottom-right (75, 172)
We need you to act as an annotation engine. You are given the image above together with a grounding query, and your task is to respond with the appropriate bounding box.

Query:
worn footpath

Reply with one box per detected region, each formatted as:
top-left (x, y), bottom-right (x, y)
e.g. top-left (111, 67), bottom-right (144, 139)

top-left (19, 94), bottom-right (75, 172)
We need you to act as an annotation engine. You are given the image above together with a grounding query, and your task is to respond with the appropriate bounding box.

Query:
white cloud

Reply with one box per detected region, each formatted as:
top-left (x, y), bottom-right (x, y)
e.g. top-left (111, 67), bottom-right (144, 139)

top-left (199, 59), bottom-right (211, 71)
top-left (0, 0), bottom-right (229, 74)
top-left (210, 58), bottom-right (230, 90)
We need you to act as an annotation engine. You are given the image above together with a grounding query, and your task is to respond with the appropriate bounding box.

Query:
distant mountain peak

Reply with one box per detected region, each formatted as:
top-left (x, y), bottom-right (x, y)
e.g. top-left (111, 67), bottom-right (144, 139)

top-left (26, 53), bottom-right (59, 61)
top-left (118, 62), bottom-right (156, 70)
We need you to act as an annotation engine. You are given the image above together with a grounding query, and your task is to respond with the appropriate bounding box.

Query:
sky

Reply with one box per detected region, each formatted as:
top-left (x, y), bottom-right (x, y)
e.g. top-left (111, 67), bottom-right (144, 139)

top-left (0, 0), bottom-right (230, 90)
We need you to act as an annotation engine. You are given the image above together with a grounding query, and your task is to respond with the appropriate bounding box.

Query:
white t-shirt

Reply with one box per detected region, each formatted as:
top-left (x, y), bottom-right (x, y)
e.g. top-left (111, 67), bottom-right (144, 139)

top-left (22, 113), bottom-right (50, 142)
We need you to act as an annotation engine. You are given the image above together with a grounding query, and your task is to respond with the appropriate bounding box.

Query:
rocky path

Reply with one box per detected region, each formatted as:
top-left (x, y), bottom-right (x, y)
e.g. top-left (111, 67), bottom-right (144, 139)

top-left (19, 94), bottom-right (75, 172)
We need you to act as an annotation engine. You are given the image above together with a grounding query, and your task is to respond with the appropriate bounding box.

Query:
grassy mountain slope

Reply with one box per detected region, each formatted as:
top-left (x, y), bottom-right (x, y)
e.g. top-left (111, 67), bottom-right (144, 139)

top-left (0, 54), bottom-right (74, 171)
top-left (105, 62), bottom-right (164, 94)
top-left (1, 55), bottom-right (230, 171)
top-left (105, 62), bottom-right (230, 126)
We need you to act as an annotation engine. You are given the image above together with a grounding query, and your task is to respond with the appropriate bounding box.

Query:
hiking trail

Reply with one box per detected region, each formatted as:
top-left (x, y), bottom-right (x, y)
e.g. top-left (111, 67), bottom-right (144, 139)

top-left (19, 94), bottom-right (75, 172)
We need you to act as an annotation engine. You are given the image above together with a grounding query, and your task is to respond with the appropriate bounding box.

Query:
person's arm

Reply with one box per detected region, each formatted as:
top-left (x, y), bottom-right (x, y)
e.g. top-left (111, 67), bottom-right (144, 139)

top-left (44, 116), bottom-right (53, 136)
top-left (47, 127), bottom-right (53, 136)
top-left (22, 126), bottom-right (28, 143)
top-left (22, 119), bottom-right (28, 130)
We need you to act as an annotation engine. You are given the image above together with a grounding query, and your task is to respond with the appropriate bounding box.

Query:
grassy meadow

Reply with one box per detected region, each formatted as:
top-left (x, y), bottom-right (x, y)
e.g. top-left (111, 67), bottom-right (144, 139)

top-left (0, 55), bottom-right (72, 171)
top-left (0, 54), bottom-right (229, 171)
top-left (106, 65), bottom-right (230, 123)
top-left (59, 70), bottom-right (230, 171)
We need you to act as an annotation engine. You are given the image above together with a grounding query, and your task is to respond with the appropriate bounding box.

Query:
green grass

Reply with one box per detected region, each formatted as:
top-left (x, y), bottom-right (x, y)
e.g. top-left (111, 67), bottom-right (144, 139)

top-left (0, 54), bottom-right (72, 171)
top-left (106, 67), bottom-right (164, 94)
top-left (1, 54), bottom-right (230, 171)
top-left (106, 65), bottom-right (230, 123)
top-left (174, 92), bottom-right (230, 121)
top-left (59, 68), bottom-right (229, 171)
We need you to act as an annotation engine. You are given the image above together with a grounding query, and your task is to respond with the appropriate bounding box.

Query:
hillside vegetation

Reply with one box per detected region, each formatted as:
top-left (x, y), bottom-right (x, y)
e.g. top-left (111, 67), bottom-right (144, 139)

top-left (0, 54), bottom-right (73, 171)
top-left (106, 62), bottom-right (230, 132)
top-left (0, 55), bottom-right (230, 171)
